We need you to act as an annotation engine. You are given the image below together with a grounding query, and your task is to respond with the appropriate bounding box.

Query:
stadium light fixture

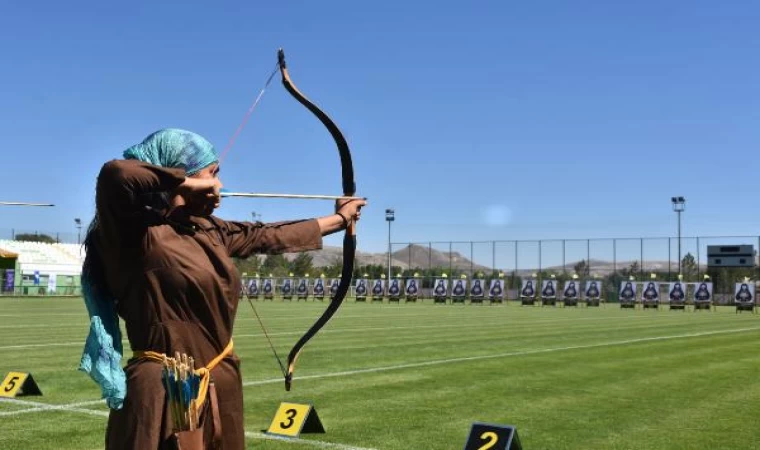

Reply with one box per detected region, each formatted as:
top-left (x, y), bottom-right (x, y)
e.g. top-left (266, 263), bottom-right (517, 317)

top-left (671, 196), bottom-right (686, 274)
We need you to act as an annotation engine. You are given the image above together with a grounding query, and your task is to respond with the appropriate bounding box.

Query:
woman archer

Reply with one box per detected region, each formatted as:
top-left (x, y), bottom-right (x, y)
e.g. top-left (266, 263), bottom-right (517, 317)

top-left (78, 128), bottom-right (365, 450)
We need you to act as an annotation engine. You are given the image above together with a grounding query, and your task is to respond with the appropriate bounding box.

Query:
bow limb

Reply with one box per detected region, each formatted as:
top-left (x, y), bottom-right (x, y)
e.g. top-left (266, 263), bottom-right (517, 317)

top-left (278, 48), bottom-right (356, 391)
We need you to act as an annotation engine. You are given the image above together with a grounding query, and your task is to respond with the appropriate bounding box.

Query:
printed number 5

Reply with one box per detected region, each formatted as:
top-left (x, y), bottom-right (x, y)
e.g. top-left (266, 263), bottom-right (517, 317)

top-left (4, 376), bottom-right (19, 392)
top-left (478, 431), bottom-right (499, 450)
top-left (280, 408), bottom-right (298, 429)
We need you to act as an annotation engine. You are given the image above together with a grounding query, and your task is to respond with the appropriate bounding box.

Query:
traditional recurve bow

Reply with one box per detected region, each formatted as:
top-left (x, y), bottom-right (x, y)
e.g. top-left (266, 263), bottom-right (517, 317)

top-left (228, 49), bottom-right (357, 391)
top-left (277, 49), bottom-right (356, 390)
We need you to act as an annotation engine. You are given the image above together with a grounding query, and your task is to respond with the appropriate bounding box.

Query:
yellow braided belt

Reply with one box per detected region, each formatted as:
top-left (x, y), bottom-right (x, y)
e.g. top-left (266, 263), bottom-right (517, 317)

top-left (133, 340), bottom-right (234, 412)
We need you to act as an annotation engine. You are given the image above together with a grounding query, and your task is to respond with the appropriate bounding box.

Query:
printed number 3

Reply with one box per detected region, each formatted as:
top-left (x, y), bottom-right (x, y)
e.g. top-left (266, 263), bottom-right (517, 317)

top-left (4, 376), bottom-right (19, 392)
top-left (280, 409), bottom-right (298, 429)
top-left (478, 431), bottom-right (499, 450)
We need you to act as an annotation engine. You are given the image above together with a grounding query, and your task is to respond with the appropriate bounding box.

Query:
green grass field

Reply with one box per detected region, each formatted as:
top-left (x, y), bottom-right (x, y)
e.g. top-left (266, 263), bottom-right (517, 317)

top-left (0, 297), bottom-right (759, 450)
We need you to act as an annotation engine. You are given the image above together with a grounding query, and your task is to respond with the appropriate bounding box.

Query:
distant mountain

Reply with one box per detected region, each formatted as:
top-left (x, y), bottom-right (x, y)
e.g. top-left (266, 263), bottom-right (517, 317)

top-left (283, 243), bottom-right (488, 272)
top-left (284, 244), bottom-right (698, 276)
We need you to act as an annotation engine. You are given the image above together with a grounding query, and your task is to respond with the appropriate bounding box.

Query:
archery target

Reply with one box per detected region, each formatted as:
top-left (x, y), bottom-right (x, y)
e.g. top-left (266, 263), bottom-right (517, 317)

top-left (372, 279), bottom-right (385, 296)
top-left (433, 278), bottom-right (449, 297)
top-left (520, 279), bottom-right (536, 298)
top-left (692, 282), bottom-right (712, 302)
top-left (585, 281), bottom-right (602, 300)
top-left (563, 281), bottom-right (579, 300)
top-left (734, 282), bottom-right (755, 303)
top-left (541, 280), bottom-right (557, 299)
top-left (668, 282), bottom-right (686, 302)
top-left (619, 281), bottom-right (636, 301)
top-left (470, 279), bottom-right (486, 298)
top-left (489, 279), bottom-right (504, 298)
top-left (405, 278), bottom-right (420, 296)
top-left (452, 279), bottom-right (467, 297)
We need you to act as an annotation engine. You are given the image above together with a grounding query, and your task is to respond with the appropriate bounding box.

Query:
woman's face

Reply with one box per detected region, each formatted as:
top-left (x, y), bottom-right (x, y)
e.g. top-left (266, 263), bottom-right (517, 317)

top-left (184, 163), bottom-right (222, 216)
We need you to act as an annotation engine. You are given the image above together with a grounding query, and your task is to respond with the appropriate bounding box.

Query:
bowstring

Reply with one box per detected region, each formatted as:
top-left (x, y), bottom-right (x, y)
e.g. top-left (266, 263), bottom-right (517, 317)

top-left (219, 61), bottom-right (279, 163)
top-left (243, 290), bottom-right (287, 378)
top-left (223, 59), bottom-right (288, 378)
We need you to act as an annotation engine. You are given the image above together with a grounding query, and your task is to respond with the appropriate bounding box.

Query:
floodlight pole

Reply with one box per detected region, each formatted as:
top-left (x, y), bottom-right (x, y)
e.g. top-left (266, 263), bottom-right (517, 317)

top-left (386, 209), bottom-right (395, 283)
top-left (672, 197), bottom-right (686, 275)
top-left (74, 218), bottom-right (82, 246)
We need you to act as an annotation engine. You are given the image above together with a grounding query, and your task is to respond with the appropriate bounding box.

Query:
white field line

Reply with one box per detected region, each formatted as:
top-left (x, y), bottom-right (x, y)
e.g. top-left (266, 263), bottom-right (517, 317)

top-left (0, 313), bottom-right (700, 351)
top-left (244, 431), bottom-right (377, 449)
top-left (0, 398), bottom-right (375, 449)
top-left (232, 313), bottom-right (699, 339)
top-left (0, 306), bottom-right (686, 329)
top-left (242, 326), bottom-right (760, 387)
top-left (1, 326), bottom-right (758, 447)
top-left (0, 398), bottom-right (106, 417)
top-left (0, 311), bottom-right (444, 329)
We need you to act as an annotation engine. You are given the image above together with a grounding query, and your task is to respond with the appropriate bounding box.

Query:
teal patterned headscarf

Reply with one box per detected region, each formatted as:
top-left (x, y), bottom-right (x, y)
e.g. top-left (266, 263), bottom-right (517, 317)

top-left (79, 129), bottom-right (218, 409)
top-left (123, 128), bottom-right (219, 175)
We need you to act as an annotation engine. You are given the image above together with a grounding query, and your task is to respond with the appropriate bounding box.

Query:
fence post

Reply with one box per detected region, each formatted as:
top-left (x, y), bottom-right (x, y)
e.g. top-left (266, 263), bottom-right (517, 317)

top-left (515, 241), bottom-right (519, 277)
top-left (449, 242), bottom-right (453, 277)
top-left (470, 242), bottom-right (474, 278)
top-left (696, 237), bottom-right (701, 278)
top-left (668, 237), bottom-right (672, 280)
top-left (492, 241), bottom-right (496, 274)
top-left (640, 237), bottom-right (644, 279)
top-left (538, 240), bottom-right (542, 275)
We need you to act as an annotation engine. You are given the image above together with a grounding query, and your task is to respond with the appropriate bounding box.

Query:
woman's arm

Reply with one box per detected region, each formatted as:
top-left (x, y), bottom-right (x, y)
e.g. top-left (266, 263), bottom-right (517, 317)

top-left (218, 197), bottom-right (366, 259)
top-left (96, 159), bottom-right (186, 217)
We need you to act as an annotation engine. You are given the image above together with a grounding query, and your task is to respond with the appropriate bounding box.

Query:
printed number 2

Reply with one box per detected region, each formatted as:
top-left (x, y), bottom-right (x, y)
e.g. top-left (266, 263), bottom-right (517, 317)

top-left (4, 376), bottom-right (20, 392)
top-left (280, 409), bottom-right (298, 429)
top-left (478, 431), bottom-right (499, 450)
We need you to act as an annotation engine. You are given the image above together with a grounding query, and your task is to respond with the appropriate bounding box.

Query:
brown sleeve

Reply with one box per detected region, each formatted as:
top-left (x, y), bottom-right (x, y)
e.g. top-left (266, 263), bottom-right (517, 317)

top-left (218, 218), bottom-right (323, 258)
top-left (96, 159), bottom-right (186, 215)
top-left (95, 159), bottom-right (186, 244)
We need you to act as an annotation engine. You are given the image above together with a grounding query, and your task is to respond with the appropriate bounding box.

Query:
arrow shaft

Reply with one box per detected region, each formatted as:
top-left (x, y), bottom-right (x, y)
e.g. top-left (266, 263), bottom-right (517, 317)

top-left (0, 202), bottom-right (55, 207)
top-left (221, 192), bottom-right (365, 201)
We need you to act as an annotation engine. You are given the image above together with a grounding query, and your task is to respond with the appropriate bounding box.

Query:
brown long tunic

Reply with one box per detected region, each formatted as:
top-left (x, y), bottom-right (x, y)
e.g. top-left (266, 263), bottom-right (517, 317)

top-left (95, 160), bottom-right (322, 449)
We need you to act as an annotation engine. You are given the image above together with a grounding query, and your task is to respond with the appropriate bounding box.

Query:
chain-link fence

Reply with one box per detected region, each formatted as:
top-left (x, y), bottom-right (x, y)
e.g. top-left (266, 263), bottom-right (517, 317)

top-left (388, 236), bottom-right (760, 304)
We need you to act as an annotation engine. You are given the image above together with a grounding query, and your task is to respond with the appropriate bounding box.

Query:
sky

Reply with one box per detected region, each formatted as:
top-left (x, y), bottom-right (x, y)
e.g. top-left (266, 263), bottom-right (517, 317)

top-left (1, 0), bottom-right (759, 260)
